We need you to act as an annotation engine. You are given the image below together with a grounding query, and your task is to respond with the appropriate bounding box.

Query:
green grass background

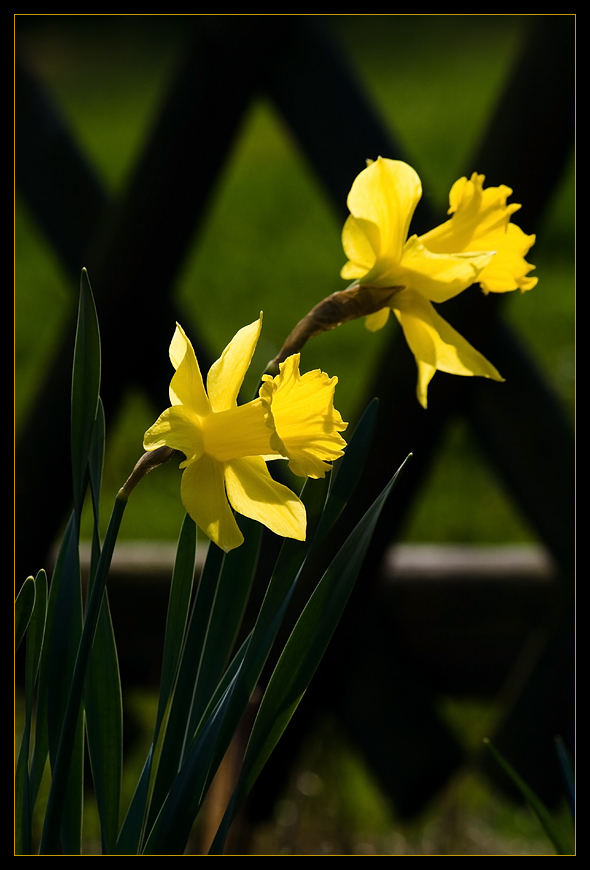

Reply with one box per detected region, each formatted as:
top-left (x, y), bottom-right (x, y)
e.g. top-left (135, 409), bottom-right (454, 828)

top-left (15, 15), bottom-right (574, 545)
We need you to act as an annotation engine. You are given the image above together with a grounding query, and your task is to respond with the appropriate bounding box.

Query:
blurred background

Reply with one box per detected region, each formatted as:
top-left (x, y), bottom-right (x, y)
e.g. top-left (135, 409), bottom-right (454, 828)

top-left (15, 15), bottom-right (574, 854)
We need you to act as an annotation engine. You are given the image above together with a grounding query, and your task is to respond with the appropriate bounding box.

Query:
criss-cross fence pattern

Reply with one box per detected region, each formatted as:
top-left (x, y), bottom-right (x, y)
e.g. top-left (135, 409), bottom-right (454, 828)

top-left (16, 16), bottom-right (574, 823)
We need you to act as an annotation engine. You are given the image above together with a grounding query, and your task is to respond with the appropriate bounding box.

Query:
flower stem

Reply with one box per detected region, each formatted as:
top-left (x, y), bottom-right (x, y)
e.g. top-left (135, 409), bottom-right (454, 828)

top-left (268, 283), bottom-right (400, 369)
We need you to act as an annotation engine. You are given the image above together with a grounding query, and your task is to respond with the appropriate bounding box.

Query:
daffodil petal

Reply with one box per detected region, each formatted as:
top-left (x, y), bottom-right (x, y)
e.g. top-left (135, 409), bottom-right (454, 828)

top-left (181, 453), bottom-right (244, 552)
top-left (169, 323), bottom-right (188, 370)
top-left (168, 324), bottom-right (210, 416)
top-left (415, 359), bottom-right (437, 410)
top-left (341, 214), bottom-right (380, 279)
top-left (346, 158), bottom-right (422, 265)
top-left (143, 404), bottom-right (204, 461)
top-left (398, 235), bottom-right (495, 303)
top-left (392, 289), bottom-right (503, 408)
top-left (224, 457), bottom-right (306, 541)
top-left (207, 315), bottom-right (263, 412)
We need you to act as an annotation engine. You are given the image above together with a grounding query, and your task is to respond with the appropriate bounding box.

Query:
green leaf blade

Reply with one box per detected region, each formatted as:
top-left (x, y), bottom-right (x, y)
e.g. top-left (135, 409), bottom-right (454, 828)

top-left (316, 397), bottom-right (379, 541)
top-left (15, 576), bottom-right (36, 652)
top-left (484, 739), bottom-right (573, 855)
top-left (84, 593), bottom-right (123, 853)
top-left (157, 513), bottom-right (198, 731)
top-left (71, 268), bottom-right (101, 516)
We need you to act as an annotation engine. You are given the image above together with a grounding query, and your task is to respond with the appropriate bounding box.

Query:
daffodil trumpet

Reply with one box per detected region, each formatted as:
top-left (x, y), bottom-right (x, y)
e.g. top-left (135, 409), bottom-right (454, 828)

top-left (144, 316), bottom-right (347, 552)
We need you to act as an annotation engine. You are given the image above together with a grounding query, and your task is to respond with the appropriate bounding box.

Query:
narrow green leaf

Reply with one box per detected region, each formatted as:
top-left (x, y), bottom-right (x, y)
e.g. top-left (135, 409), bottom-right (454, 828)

top-left (116, 636), bottom-right (249, 855)
top-left (484, 738), bottom-right (573, 855)
top-left (38, 275), bottom-right (101, 851)
top-left (242, 473), bottom-right (330, 651)
top-left (186, 633), bottom-right (252, 740)
top-left (316, 398), bottom-right (379, 541)
top-left (114, 516), bottom-right (198, 855)
top-left (85, 594), bottom-right (123, 853)
top-left (37, 269), bottom-right (101, 852)
top-left (183, 515), bottom-right (261, 747)
top-left (554, 736), bottom-right (574, 825)
top-left (192, 475), bottom-right (331, 773)
top-left (71, 268), bottom-right (101, 516)
top-left (114, 751), bottom-right (154, 855)
top-left (22, 570), bottom-right (49, 806)
top-left (88, 398), bottom-right (105, 532)
top-left (210, 455), bottom-right (410, 852)
top-left (142, 667), bottom-right (242, 854)
top-left (157, 513), bottom-right (198, 732)
top-left (43, 511), bottom-right (84, 854)
top-left (15, 576), bottom-right (36, 652)
top-left (60, 713), bottom-right (84, 855)
top-left (83, 396), bottom-right (123, 852)
top-left (26, 571), bottom-right (48, 705)
top-left (147, 541), bottom-right (224, 832)
top-left (140, 519), bottom-right (261, 846)
top-left (87, 398), bottom-right (106, 585)
top-left (40, 495), bottom-right (127, 854)
top-left (15, 737), bottom-right (32, 855)
top-left (30, 514), bottom-right (76, 806)
top-left (45, 514), bottom-right (82, 766)
top-left (15, 570), bottom-right (48, 854)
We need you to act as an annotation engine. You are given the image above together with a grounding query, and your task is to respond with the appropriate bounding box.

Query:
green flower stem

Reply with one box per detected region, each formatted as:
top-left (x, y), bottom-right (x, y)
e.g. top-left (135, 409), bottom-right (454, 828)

top-left (39, 494), bottom-right (127, 855)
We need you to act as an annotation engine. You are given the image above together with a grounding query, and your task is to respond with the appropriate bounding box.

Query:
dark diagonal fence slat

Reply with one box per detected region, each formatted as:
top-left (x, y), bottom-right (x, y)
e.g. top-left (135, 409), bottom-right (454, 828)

top-left (470, 15), bottom-right (575, 220)
top-left (262, 18), bottom-right (410, 221)
top-left (15, 56), bottom-right (107, 276)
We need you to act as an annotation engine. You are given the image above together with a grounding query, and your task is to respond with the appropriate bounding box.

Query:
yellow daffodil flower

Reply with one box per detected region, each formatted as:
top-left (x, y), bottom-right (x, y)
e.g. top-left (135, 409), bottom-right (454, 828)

top-left (341, 157), bottom-right (537, 407)
top-left (144, 317), bottom-right (347, 552)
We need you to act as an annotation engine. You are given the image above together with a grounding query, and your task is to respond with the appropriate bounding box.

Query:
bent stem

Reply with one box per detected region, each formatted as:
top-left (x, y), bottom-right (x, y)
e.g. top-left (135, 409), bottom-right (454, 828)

top-left (267, 283), bottom-right (400, 371)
